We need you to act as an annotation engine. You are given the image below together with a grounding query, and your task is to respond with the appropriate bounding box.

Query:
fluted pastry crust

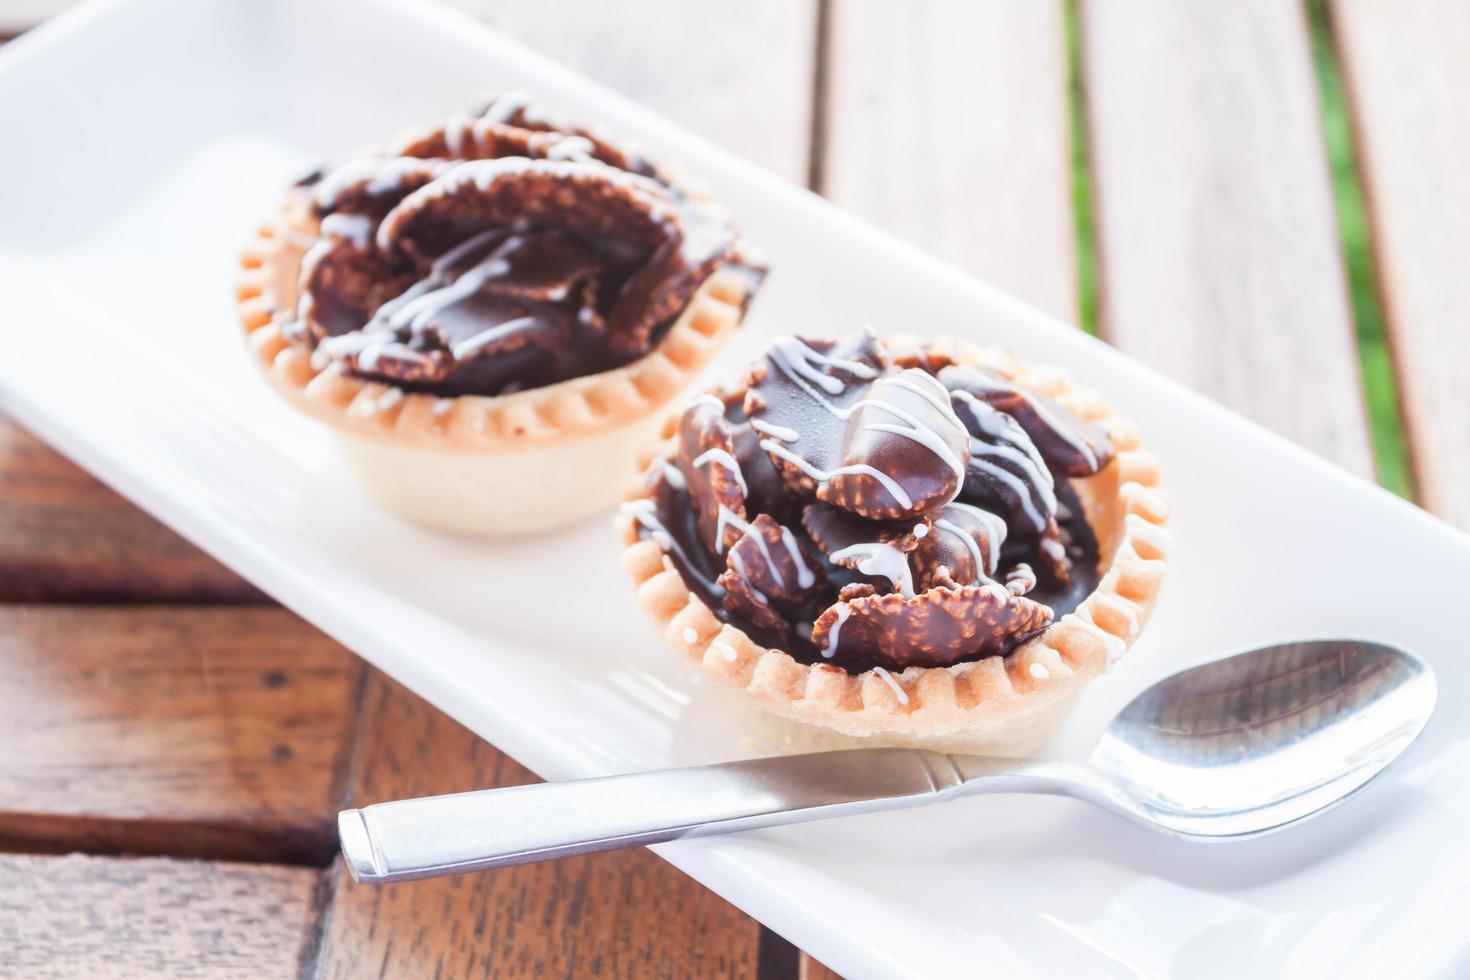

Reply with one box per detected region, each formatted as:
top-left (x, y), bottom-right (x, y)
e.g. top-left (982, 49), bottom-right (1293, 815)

top-left (235, 209), bottom-right (753, 454)
top-left (618, 338), bottom-right (1169, 742)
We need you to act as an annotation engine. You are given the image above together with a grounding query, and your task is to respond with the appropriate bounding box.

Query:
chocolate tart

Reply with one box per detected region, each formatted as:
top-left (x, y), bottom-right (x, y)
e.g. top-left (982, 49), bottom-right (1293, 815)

top-left (236, 94), bottom-right (764, 535)
top-left (619, 333), bottom-right (1168, 755)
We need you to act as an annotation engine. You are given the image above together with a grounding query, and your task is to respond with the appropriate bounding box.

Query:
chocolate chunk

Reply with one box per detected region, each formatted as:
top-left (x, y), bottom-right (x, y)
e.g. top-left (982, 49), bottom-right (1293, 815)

top-left (718, 565), bottom-right (789, 633)
top-left (910, 502), bottom-right (1008, 592)
top-left (310, 228), bottom-right (595, 385)
top-left (801, 502), bottom-right (924, 595)
top-left (810, 585), bottom-right (1053, 669)
top-left (675, 395), bottom-right (748, 554)
top-left (801, 502), bottom-right (924, 555)
top-left (295, 246), bottom-right (416, 346)
top-left (717, 515), bottom-right (826, 639)
top-left (884, 338), bottom-right (958, 374)
top-left (278, 99), bottom-right (759, 399)
top-left (396, 92), bottom-right (660, 179)
top-left (941, 365), bottom-right (1113, 477)
top-left (744, 334), bottom-right (885, 501)
top-left (826, 370), bottom-right (969, 520)
top-left (380, 159), bottom-right (730, 360)
top-left (719, 514), bottom-right (826, 610)
top-left (292, 163), bottom-right (327, 188)
top-left (948, 386), bottom-right (1058, 536)
top-left (747, 339), bottom-right (967, 521)
top-left (311, 157), bottom-right (449, 222)
top-left (728, 412), bottom-right (795, 524)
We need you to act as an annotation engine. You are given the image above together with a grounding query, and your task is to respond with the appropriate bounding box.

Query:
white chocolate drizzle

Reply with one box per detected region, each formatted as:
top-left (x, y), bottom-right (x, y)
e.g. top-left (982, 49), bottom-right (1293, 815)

top-left (777, 526), bottom-right (817, 589)
top-left (934, 504), bottom-right (1010, 597)
top-left (313, 156), bottom-right (441, 212)
top-left (750, 418), bottom-right (799, 442)
top-left (374, 388), bottom-right (403, 412)
top-left (717, 510), bottom-right (819, 600)
top-left (952, 389), bottom-right (1056, 532)
top-left (850, 387), bottom-right (966, 480)
top-left (684, 393), bottom-right (727, 415)
top-left (944, 502), bottom-right (1009, 561)
top-left (760, 438), bottom-right (913, 511)
top-left (820, 603), bottom-right (851, 659)
top-left (768, 336), bottom-right (877, 398)
top-left (933, 519), bottom-right (985, 580)
top-left (871, 666), bottom-right (909, 705)
top-left (830, 542), bottom-right (916, 599)
top-left (691, 448), bottom-right (749, 495)
top-left (381, 251), bottom-right (512, 332)
top-left (443, 113), bottom-right (473, 156)
top-left (622, 499), bottom-right (724, 594)
top-left (656, 459), bottom-right (686, 489)
top-left (1005, 563), bottom-right (1037, 596)
top-left (1072, 603), bottom-right (1128, 666)
top-left (319, 212), bottom-right (374, 249)
top-left (548, 135), bottom-right (595, 161)
top-left (727, 549), bottom-right (770, 604)
top-left (1026, 391), bottom-right (1100, 471)
top-left (759, 338), bottom-right (970, 508)
top-left (450, 316), bottom-right (538, 360)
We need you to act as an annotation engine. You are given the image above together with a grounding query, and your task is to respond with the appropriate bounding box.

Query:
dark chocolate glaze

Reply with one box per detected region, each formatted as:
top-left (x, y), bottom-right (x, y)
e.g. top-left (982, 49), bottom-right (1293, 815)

top-left (629, 336), bottom-right (1112, 674)
top-left (279, 94), bottom-right (764, 398)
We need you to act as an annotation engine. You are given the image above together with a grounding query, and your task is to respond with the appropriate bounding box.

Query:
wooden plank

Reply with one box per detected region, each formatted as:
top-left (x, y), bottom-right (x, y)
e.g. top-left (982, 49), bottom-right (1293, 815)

top-left (0, 852), bottom-right (318, 979)
top-left (822, 0), bottom-right (1077, 321)
top-left (801, 956), bottom-right (843, 980)
top-left (311, 672), bottom-right (764, 978)
top-left (0, 417), bottom-right (262, 602)
top-left (0, 606), bottom-right (362, 865)
top-left (454, 0), bottom-right (819, 184)
top-left (1331, 0), bottom-right (1470, 527)
top-left (1081, 0), bottom-right (1375, 474)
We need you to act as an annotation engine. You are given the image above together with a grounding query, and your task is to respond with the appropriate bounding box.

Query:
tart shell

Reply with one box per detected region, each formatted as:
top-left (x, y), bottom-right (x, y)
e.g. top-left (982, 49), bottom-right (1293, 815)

top-left (618, 337), bottom-right (1170, 755)
top-left (236, 208), bottom-right (755, 535)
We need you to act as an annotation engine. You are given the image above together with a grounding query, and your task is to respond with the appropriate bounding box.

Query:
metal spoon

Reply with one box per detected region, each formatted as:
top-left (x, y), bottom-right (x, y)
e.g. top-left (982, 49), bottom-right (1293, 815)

top-left (339, 639), bottom-right (1435, 883)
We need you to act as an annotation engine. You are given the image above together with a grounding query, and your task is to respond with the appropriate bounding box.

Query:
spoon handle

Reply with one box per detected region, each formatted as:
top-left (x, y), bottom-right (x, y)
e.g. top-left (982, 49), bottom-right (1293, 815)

top-left (340, 748), bottom-right (999, 883)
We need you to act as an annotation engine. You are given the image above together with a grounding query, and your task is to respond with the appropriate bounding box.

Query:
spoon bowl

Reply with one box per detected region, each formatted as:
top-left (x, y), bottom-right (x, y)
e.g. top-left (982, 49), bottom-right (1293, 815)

top-left (339, 639), bottom-right (1437, 882)
top-left (1086, 639), bottom-right (1437, 839)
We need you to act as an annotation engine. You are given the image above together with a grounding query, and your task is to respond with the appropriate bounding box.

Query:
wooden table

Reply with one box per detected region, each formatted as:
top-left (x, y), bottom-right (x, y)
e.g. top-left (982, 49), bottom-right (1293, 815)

top-left (3, 1), bottom-right (1466, 976)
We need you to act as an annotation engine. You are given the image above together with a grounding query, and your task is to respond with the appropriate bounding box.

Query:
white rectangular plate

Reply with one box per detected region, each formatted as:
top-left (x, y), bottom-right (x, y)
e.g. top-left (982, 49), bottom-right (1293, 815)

top-left (4, 1), bottom-right (1470, 976)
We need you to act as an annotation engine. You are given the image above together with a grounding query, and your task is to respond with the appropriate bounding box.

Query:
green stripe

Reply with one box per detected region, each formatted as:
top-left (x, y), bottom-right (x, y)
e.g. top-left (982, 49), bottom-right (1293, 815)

top-left (1065, 0), bottom-right (1100, 336)
top-left (1308, 0), bottom-right (1416, 498)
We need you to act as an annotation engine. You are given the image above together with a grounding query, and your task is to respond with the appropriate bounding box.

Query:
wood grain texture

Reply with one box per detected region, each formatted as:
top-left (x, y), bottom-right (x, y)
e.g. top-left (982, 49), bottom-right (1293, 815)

top-left (800, 955), bottom-right (843, 980)
top-left (0, 852), bottom-right (318, 979)
top-left (0, 417), bottom-right (262, 602)
top-left (445, 0), bottom-right (818, 184)
top-left (310, 672), bottom-right (763, 978)
top-left (1331, 0), bottom-right (1470, 526)
top-left (0, 606), bottom-right (362, 864)
top-left (1081, 0), bottom-right (1375, 473)
top-left (822, 0), bottom-right (1076, 320)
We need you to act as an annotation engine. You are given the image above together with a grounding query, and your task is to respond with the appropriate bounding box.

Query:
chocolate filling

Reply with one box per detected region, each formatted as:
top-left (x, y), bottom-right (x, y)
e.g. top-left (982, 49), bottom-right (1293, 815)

top-left (275, 93), bottom-right (764, 398)
top-left (626, 334), bottom-right (1114, 673)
